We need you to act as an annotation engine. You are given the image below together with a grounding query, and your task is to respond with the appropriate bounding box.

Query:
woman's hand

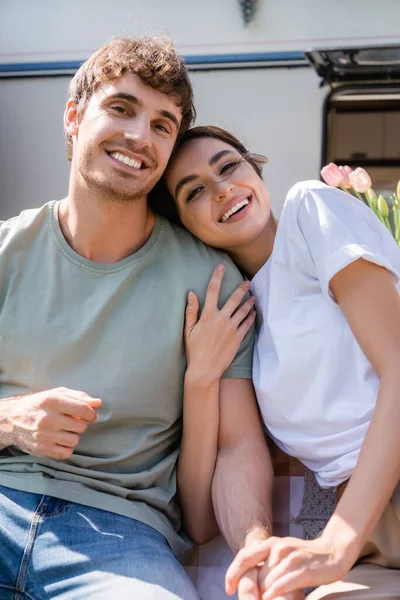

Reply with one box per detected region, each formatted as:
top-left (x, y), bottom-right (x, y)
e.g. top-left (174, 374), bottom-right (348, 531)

top-left (226, 534), bottom-right (355, 599)
top-left (184, 263), bottom-right (255, 384)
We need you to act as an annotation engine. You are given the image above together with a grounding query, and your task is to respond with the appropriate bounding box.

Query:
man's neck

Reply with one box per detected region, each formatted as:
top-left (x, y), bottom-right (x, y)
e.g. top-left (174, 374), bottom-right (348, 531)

top-left (58, 187), bottom-right (155, 264)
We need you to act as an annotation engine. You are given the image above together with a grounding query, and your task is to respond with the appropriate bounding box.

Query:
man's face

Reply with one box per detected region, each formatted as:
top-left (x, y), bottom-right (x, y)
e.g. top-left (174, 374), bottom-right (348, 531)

top-left (66, 72), bottom-right (182, 202)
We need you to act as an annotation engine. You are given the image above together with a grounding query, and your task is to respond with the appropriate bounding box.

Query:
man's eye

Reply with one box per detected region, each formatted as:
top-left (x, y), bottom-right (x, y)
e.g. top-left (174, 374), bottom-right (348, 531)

top-left (187, 187), bottom-right (203, 202)
top-left (220, 160), bottom-right (241, 175)
top-left (155, 123), bottom-right (170, 134)
top-left (111, 105), bottom-right (128, 115)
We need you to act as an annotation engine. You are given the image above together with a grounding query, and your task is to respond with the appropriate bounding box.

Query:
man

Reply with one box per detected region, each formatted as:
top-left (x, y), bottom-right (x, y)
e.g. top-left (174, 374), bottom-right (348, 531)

top-left (0, 36), bottom-right (273, 599)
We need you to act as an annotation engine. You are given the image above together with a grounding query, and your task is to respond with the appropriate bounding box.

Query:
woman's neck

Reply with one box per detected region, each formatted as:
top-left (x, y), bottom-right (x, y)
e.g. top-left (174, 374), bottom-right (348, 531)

top-left (228, 216), bottom-right (277, 279)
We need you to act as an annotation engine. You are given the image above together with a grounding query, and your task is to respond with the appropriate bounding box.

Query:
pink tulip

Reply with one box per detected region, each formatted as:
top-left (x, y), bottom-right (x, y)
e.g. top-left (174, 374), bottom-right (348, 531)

top-left (349, 168), bottom-right (372, 193)
top-left (338, 165), bottom-right (353, 189)
top-left (320, 163), bottom-right (343, 188)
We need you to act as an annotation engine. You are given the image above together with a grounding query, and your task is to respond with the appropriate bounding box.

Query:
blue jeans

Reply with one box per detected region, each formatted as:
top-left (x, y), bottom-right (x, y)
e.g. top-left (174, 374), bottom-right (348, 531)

top-left (0, 485), bottom-right (199, 599)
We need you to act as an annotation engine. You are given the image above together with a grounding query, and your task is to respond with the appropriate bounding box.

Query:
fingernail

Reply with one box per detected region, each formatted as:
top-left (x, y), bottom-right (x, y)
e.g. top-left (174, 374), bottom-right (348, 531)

top-left (217, 264), bottom-right (225, 271)
top-left (188, 291), bottom-right (194, 304)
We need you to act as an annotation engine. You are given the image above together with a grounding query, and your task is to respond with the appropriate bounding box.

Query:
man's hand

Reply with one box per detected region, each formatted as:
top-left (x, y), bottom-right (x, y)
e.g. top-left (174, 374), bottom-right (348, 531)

top-left (3, 387), bottom-right (102, 459)
top-left (226, 535), bottom-right (351, 600)
top-left (231, 531), bottom-right (305, 600)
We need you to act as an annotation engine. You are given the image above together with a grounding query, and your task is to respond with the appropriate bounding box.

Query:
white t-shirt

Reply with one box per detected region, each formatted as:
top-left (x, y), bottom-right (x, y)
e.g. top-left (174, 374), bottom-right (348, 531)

top-left (251, 180), bottom-right (400, 488)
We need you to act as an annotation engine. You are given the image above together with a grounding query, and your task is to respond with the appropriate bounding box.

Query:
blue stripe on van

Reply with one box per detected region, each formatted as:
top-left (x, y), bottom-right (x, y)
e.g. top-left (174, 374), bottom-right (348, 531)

top-left (0, 51), bottom-right (306, 74)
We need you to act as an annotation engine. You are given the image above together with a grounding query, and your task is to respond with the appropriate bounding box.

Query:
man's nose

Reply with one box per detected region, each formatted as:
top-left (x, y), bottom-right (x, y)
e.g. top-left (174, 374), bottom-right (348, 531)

top-left (124, 116), bottom-right (151, 148)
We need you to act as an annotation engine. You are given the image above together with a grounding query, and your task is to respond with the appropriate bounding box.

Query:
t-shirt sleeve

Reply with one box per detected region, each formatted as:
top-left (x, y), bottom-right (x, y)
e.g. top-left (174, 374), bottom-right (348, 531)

top-left (217, 257), bottom-right (254, 380)
top-left (294, 182), bottom-right (400, 304)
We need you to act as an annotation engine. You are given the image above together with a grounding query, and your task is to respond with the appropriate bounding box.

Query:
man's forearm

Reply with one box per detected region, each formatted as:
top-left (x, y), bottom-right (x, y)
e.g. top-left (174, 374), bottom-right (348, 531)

top-left (212, 435), bottom-right (273, 553)
top-left (0, 396), bottom-right (20, 449)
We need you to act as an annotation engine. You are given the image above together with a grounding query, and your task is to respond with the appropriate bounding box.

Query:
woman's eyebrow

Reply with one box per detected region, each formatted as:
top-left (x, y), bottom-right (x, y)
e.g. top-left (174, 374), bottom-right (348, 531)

top-left (174, 150), bottom-right (234, 198)
top-left (175, 174), bottom-right (197, 199)
top-left (209, 149), bottom-right (232, 166)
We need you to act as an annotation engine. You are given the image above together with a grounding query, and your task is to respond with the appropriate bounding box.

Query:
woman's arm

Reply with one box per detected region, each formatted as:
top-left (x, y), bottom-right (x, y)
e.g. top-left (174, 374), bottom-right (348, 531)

top-left (177, 264), bottom-right (255, 544)
top-left (226, 258), bottom-right (400, 598)
top-left (178, 374), bottom-right (220, 544)
top-left (316, 258), bottom-right (400, 561)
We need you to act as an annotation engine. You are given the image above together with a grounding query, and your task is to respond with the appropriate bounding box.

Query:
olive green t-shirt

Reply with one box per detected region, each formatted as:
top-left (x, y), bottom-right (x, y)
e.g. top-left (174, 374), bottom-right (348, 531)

top-left (0, 201), bottom-right (253, 557)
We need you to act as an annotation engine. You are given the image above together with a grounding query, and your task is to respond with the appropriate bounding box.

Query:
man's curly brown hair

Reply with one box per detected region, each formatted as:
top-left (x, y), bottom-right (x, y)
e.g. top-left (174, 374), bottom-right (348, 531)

top-left (65, 36), bottom-right (196, 160)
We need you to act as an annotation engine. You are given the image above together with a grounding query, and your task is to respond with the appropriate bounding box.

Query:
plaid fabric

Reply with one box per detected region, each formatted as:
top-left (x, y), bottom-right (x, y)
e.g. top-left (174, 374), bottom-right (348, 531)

top-left (268, 437), bottom-right (308, 538)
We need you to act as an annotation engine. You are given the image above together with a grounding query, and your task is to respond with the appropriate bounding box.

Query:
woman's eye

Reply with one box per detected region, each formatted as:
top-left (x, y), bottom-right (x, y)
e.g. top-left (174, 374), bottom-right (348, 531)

top-left (186, 187), bottom-right (203, 202)
top-left (220, 160), bottom-right (241, 175)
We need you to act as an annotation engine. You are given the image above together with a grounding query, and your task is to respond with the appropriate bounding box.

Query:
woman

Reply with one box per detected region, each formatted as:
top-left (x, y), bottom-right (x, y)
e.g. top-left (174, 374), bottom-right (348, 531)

top-left (151, 126), bottom-right (400, 598)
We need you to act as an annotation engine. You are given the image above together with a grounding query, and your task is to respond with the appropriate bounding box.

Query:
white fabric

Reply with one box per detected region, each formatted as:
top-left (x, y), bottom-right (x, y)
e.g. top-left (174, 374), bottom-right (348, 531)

top-left (251, 180), bottom-right (400, 488)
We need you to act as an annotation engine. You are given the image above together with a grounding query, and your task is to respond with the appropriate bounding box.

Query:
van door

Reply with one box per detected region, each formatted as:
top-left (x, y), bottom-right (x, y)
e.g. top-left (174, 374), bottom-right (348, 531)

top-left (305, 45), bottom-right (400, 196)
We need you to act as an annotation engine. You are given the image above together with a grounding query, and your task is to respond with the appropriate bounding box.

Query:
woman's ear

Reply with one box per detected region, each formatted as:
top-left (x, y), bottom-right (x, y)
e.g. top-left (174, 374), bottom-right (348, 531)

top-left (64, 100), bottom-right (79, 136)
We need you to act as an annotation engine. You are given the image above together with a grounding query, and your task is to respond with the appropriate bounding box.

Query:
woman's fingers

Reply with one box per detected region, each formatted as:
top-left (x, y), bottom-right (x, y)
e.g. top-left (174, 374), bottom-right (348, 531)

top-left (185, 291), bottom-right (199, 338)
top-left (202, 264), bottom-right (254, 327)
top-left (237, 310), bottom-right (256, 339)
top-left (203, 264), bottom-right (226, 314)
top-left (261, 567), bottom-right (308, 600)
top-left (221, 279), bottom-right (252, 317)
top-left (237, 567), bottom-right (261, 600)
top-left (226, 540), bottom-right (272, 595)
top-left (231, 296), bottom-right (256, 328)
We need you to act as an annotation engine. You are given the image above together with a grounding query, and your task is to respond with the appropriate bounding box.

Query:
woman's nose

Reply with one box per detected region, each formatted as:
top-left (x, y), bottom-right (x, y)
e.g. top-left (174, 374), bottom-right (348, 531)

top-left (214, 180), bottom-right (234, 202)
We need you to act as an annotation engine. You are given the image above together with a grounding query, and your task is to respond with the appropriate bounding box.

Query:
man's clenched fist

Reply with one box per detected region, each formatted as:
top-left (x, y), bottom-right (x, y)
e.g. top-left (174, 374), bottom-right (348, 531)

top-left (2, 387), bottom-right (102, 460)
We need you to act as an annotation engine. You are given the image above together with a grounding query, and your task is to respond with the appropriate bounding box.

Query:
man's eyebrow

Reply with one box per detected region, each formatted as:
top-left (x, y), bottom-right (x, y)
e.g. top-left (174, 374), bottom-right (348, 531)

top-left (175, 174), bottom-right (197, 199)
top-left (105, 94), bottom-right (179, 130)
top-left (106, 92), bottom-right (142, 106)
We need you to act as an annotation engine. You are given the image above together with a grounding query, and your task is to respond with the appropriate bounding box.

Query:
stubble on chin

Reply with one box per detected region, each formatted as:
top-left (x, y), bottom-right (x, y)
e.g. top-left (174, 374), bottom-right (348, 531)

top-left (82, 168), bottom-right (162, 205)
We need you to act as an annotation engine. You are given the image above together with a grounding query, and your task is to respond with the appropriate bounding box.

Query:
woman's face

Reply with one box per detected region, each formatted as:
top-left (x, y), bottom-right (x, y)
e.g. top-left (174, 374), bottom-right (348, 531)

top-left (165, 137), bottom-right (272, 251)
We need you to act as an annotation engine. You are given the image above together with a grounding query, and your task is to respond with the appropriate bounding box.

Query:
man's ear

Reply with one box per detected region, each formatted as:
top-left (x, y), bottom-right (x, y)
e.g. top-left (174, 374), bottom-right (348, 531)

top-left (64, 100), bottom-right (79, 136)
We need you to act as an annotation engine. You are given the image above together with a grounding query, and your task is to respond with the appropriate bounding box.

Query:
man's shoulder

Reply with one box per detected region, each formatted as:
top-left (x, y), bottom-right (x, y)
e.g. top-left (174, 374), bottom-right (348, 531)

top-left (159, 217), bottom-right (244, 290)
top-left (0, 202), bottom-right (52, 248)
top-left (161, 217), bottom-right (236, 266)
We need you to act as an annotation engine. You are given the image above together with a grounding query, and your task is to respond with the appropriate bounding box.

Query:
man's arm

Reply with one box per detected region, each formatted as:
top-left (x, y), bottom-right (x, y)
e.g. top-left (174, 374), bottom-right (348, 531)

top-left (212, 378), bottom-right (273, 552)
top-left (212, 378), bottom-right (274, 599)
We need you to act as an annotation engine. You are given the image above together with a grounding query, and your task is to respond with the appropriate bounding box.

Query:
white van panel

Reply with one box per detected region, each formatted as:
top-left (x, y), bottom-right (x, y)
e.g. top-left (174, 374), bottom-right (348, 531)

top-left (0, 68), bottom-right (324, 220)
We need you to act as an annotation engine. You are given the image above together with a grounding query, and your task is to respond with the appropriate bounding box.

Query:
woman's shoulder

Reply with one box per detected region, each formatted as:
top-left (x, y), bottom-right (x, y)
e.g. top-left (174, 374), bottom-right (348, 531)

top-left (286, 179), bottom-right (327, 202)
top-left (281, 179), bottom-right (373, 231)
top-left (283, 179), bottom-right (341, 214)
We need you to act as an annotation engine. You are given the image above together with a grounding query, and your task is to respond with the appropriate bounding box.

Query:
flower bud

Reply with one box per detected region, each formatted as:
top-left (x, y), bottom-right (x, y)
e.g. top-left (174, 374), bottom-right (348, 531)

top-left (349, 168), bottom-right (372, 193)
top-left (377, 195), bottom-right (389, 219)
top-left (338, 165), bottom-right (353, 189)
top-left (320, 163), bottom-right (343, 188)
